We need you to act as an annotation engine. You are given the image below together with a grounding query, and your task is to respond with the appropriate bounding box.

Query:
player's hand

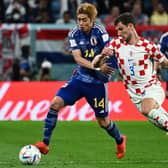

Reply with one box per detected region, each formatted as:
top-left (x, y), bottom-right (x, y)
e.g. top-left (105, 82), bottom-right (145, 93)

top-left (92, 54), bottom-right (109, 68)
top-left (100, 64), bottom-right (115, 75)
top-left (102, 47), bottom-right (113, 56)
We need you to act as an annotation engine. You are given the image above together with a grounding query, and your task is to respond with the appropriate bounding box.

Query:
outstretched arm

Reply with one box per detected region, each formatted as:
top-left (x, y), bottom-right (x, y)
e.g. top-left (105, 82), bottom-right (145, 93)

top-left (73, 49), bottom-right (114, 75)
top-left (161, 57), bottom-right (168, 69)
top-left (72, 49), bottom-right (96, 70)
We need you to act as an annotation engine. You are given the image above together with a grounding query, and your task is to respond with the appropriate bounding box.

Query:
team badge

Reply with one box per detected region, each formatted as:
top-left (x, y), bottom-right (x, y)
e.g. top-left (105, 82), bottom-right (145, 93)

top-left (90, 36), bottom-right (97, 46)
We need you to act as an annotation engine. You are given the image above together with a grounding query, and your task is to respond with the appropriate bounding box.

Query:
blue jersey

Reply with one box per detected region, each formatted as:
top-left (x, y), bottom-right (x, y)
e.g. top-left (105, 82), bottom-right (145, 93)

top-left (68, 23), bottom-right (110, 83)
top-left (158, 32), bottom-right (168, 58)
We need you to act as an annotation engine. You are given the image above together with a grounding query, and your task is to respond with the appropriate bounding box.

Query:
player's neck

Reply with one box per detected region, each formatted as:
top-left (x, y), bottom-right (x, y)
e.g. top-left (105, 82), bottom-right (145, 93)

top-left (128, 32), bottom-right (140, 45)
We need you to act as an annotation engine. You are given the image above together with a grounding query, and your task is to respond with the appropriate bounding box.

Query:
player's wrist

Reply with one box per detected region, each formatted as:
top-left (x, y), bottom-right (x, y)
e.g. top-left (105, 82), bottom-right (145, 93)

top-left (94, 67), bottom-right (101, 71)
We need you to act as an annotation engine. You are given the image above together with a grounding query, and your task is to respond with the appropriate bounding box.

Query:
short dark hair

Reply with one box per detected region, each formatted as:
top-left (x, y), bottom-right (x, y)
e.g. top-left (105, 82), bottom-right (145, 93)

top-left (114, 12), bottom-right (136, 28)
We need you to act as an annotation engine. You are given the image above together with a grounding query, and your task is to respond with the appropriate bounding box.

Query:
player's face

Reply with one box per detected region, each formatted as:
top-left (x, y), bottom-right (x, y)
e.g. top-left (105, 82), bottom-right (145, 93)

top-left (77, 14), bottom-right (94, 34)
top-left (115, 22), bottom-right (132, 43)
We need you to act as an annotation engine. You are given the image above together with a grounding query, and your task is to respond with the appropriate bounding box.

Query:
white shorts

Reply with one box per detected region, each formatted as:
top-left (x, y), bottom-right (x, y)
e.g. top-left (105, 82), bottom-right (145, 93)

top-left (127, 83), bottom-right (165, 112)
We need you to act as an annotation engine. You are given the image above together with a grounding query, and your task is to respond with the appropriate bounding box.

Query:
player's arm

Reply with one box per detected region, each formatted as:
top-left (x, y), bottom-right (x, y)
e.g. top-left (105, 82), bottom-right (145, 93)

top-left (160, 57), bottom-right (168, 69)
top-left (72, 49), bottom-right (114, 75)
top-left (151, 42), bottom-right (168, 69)
top-left (72, 49), bottom-right (96, 70)
top-left (92, 47), bottom-right (113, 68)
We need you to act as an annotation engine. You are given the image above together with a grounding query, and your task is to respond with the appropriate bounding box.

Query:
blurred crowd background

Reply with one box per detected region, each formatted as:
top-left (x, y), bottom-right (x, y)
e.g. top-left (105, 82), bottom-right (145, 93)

top-left (0, 0), bottom-right (168, 82)
top-left (0, 0), bottom-right (168, 25)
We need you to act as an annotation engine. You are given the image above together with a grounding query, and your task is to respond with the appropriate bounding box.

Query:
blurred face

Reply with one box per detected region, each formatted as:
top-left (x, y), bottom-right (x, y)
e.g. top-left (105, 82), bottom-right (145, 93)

top-left (77, 14), bottom-right (93, 34)
top-left (63, 13), bottom-right (71, 23)
top-left (111, 7), bottom-right (120, 17)
top-left (132, 4), bottom-right (141, 15)
top-left (115, 22), bottom-right (132, 43)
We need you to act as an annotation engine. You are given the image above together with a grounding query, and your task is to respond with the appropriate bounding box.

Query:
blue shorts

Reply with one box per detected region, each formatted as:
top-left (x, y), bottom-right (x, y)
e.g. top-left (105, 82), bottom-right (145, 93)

top-left (56, 78), bottom-right (109, 118)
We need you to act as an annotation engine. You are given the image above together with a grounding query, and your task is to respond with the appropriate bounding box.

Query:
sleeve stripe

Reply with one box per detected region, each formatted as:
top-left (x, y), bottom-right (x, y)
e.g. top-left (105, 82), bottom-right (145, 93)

top-left (94, 23), bottom-right (106, 33)
top-left (68, 26), bottom-right (78, 37)
top-left (159, 32), bottom-right (168, 43)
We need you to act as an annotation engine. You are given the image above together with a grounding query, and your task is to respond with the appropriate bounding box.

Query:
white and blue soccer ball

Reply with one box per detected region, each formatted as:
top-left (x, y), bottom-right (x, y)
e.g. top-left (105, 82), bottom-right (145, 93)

top-left (19, 145), bottom-right (41, 165)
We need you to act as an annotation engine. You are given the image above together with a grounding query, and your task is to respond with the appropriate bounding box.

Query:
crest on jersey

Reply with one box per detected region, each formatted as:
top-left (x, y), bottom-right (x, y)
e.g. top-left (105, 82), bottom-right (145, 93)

top-left (90, 36), bottom-right (97, 46)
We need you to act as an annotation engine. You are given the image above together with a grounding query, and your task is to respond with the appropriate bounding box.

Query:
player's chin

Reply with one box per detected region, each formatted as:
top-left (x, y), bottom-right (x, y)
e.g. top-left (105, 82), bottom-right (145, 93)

top-left (80, 27), bottom-right (85, 31)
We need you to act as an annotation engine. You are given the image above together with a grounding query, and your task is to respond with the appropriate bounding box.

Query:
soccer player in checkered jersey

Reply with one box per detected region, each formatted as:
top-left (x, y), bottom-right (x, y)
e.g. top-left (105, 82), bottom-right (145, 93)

top-left (93, 12), bottom-right (168, 132)
top-left (35, 3), bottom-right (126, 159)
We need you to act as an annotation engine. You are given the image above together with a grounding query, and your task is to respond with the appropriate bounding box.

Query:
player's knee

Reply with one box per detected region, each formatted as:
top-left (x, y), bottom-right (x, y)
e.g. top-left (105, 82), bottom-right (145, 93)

top-left (141, 105), bottom-right (159, 115)
top-left (99, 123), bottom-right (107, 129)
top-left (50, 96), bottom-right (64, 111)
top-left (141, 107), bottom-right (151, 115)
top-left (141, 99), bottom-right (159, 115)
top-left (97, 118), bottom-right (109, 129)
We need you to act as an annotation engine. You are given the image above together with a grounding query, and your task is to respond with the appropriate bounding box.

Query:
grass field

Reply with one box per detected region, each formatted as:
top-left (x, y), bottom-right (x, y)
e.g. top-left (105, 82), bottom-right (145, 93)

top-left (0, 121), bottom-right (168, 168)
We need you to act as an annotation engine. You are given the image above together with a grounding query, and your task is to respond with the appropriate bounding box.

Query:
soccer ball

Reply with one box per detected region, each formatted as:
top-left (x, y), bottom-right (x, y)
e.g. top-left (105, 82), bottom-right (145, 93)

top-left (19, 145), bottom-right (41, 165)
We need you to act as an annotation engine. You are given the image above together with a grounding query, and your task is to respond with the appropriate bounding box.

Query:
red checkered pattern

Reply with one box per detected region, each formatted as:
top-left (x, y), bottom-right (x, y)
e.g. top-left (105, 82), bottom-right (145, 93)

top-left (108, 37), bottom-right (165, 94)
top-left (0, 24), bottom-right (30, 75)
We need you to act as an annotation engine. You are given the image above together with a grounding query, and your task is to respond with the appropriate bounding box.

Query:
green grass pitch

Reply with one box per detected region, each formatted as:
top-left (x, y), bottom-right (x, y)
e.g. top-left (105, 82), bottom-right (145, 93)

top-left (0, 121), bottom-right (167, 168)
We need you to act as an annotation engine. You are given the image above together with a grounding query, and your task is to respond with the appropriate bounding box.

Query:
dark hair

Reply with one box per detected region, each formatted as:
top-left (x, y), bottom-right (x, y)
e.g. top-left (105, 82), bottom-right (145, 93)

top-left (114, 12), bottom-right (136, 28)
top-left (63, 10), bottom-right (71, 15)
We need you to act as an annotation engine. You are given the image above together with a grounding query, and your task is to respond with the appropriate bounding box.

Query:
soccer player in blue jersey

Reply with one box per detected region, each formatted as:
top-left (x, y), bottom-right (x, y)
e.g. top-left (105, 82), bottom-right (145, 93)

top-left (35, 3), bottom-right (126, 159)
top-left (158, 32), bottom-right (168, 98)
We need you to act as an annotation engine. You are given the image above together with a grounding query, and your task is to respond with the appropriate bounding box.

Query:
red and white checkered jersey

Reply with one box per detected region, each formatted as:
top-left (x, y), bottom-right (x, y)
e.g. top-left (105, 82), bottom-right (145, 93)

top-left (108, 37), bottom-right (165, 95)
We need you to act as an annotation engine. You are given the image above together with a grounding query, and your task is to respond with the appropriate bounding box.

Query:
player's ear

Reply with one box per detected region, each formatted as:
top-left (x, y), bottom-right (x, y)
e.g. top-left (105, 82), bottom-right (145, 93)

top-left (128, 23), bottom-right (134, 29)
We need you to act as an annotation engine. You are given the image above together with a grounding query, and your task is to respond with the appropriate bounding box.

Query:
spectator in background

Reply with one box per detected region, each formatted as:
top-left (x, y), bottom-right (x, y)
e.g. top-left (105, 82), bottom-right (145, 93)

top-left (0, 1), bottom-right (5, 22)
top-left (10, 58), bottom-right (21, 81)
top-left (50, 0), bottom-right (62, 21)
top-left (34, 0), bottom-right (53, 23)
top-left (19, 45), bottom-right (32, 81)
top-left (38, 60), bottom-right (52, 81)
top-left (132, 3), bottom-right (149, 25)
top-left (143, 0), bottom-right (154, 17)
top-left (67, 0), bottom-right (80, 19)
top-left (56, 10), bottom-right (76, 24)
top-left (96, 0), bottom-right (111, 16)
top-left (5, 0), bottom-right (26, 23)
top-left (150, 2), bottom-right (168, 25)
top-left (21, 0), bottom-right (38, 22)
top-left (103, 6), bottom-right (120, 26)
top-left (119, 0), bottom-right (135, 13)
top-left (7, 45), bottom-right (32, 81)
top-left (35, 9), bottom-right (54, 23)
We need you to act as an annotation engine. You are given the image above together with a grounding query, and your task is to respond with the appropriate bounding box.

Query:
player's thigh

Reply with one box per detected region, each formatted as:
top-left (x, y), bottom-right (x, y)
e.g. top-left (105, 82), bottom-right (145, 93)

top-left (56, 78), bottom-right (82, 106)
top-left (141, 98), bottom-right (159, 114)
top-left (135, 84), bottom-right (165, 112)
top-left (84, 83), bottom-right (108, 118)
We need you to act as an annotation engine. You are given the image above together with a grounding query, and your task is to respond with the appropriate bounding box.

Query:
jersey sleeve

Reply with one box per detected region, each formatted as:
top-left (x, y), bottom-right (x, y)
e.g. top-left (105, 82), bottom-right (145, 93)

top-left (96, 24), bottom-right (110, 48)
top-left (150, 42), bottom-right (165, 63)
top-left (107, 37), bottom-right (120, 55)
top-left (68, 30), bottom-right (79, 51)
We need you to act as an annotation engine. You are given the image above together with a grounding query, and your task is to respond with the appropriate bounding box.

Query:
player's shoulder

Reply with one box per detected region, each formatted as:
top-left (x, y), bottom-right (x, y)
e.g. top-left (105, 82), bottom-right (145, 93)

top-left (160, 32), bottom-right (168, 42)
top-left (93, 23), bottom-right (107, 33)
top-left (139, 37), bottom-right (156, 46)
top-left (68, 26), bottom-right (80, 38)
top-left (109, 37), bottom-right (124, 44)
